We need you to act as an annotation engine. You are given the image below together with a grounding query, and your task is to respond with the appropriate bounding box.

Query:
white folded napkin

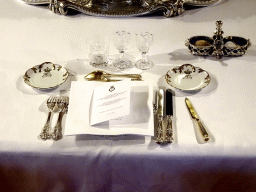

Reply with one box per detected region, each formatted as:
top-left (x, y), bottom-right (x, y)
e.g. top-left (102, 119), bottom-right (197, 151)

top-left (64, 81), bottom-right (154, 136)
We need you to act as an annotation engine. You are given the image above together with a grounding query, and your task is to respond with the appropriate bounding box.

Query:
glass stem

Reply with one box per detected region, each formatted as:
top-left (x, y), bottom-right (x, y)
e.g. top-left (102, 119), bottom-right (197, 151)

top-left (120, 51), bottom-right (125, 59)
top-left (142, 52), bottom-right (148, 60)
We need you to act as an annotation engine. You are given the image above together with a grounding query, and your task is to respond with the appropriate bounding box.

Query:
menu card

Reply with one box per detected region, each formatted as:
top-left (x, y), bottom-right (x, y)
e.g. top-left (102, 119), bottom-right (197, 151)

top-left (90, 82), bottom-right (130, 125)
top-left (64, 81), bottom-right (154, 136)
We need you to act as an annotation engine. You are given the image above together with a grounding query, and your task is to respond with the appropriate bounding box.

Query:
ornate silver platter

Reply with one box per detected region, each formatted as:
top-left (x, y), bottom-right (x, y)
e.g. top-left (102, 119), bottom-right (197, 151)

top-left (165, 64), bottom-right (210, 91)
top-left (23, 62), bottom-right (69, 90)
top-left (19, 0), bottom-right (220, 17)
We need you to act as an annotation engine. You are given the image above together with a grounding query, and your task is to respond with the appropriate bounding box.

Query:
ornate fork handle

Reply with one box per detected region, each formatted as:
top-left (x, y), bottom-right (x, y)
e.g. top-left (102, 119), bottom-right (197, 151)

top-left (39, 96), bottom-right (57, 141)
top-left (51, 111), bottom-right (64, 141)
top-left (39, 111), bottom-right (52, 140)
top-left (51, 96), bottom-right (69, 141)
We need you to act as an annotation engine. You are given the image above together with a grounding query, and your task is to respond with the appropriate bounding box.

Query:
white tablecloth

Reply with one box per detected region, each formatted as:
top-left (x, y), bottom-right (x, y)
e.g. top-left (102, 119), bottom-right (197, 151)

top-left (1, 0), bottom-right (256, 191)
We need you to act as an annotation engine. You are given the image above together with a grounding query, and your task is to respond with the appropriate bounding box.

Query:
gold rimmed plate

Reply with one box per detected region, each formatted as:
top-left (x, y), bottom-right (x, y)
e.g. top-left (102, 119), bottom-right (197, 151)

top-left (165, 64), bottom-right (210, 91)
top-left (23, 62), bottom-right (69, 90)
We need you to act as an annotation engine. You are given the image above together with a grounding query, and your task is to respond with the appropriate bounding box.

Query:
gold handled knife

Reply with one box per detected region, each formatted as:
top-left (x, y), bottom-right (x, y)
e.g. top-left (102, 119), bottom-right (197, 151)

top-left (185, 98), bottom-right (209, 142)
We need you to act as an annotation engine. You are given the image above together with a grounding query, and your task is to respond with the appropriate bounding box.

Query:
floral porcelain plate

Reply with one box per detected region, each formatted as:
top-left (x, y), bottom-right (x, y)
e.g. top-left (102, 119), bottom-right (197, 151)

top-left (165, 64), bottom-right (210, 91)
top-left (23, 62), bottom-right (69, 90)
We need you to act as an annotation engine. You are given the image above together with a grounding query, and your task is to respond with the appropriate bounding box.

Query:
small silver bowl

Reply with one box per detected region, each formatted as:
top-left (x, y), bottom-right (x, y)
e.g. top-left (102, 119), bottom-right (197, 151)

top-left (223, 36), bottom-right (251, 56)
top-left (185, 36), bottom-right (214, 56)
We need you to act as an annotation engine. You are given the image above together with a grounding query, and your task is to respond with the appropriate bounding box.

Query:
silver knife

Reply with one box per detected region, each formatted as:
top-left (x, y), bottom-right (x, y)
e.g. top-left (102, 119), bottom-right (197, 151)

top-left (185, 98), bottom-right (209, 142)
top-left (156, 89), bottom-right (165, 144)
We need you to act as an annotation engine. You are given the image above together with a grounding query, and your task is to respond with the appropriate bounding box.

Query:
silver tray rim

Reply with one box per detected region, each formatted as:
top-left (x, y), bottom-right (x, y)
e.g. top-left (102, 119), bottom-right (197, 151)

top-left (19, 0), bottom-right (221, 17)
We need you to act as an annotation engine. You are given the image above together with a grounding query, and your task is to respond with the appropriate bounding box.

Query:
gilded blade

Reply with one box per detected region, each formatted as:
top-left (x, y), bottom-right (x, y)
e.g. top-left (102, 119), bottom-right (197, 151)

top-left (185, 98), bottom-right (199, 119)
top-left (185, 97), bottom-right (210, 142)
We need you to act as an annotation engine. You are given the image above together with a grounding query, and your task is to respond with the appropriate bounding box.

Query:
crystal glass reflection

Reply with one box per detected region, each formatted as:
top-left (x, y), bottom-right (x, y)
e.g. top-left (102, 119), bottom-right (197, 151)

top-left (89, 37), bottom-right (109, 68)
top-left (113, 31), bottom-right (133, 70)
top-left (135, 32), bottom-right (154, 70)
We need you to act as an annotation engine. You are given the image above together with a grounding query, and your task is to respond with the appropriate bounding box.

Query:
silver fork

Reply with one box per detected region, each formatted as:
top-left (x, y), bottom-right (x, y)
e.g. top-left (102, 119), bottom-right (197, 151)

top-left (39, 96), bottom-right (57, 140)
top-left (51, 96), bottom-right (69, 141)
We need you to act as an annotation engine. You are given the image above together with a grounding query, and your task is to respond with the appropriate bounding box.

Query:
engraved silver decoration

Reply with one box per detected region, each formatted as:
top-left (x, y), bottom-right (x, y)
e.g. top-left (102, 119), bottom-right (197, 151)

top-left (166, 115), bottom-right (173, 143)
top-left (155, 89), bottom-right (165, 144)
top-left (39, 96), bottom-right (57, 140)
top-left (19, 0), bottom-right (221, 17)
top-left (185, 20), bottom-right (251, 59)
top-left (51, 96), bottom-right (69, 141)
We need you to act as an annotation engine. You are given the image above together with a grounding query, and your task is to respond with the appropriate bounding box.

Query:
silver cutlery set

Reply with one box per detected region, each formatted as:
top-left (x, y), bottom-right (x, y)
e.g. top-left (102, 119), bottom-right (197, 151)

top-left (39, 96), bottom-right (69, 141)
top-left (155, 89), bottom-right (174, 144)
top-left (155, 89), bottom-right (210, 144)
top-left (39, 87), bottom-right (209, 143)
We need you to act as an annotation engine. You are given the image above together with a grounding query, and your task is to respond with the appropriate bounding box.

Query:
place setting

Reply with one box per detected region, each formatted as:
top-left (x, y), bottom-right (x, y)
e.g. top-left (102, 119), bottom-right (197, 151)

top-left (29, 61), bottom-right (214, 144)
top-left (21, 21), bottom-right (251, 144)
top-left (21, 31), bottom-right (157, 142)
top-left (21, 48), bottom-right (211, 144)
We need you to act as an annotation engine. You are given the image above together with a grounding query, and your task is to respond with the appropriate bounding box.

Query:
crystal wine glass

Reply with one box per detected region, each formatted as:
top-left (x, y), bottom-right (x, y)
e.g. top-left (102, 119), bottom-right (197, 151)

top-left (89, 37), bottom-right (109, 68)
top-left (113, 31), bottom-right (133, 70)
top-left (135, 32), bottom-right (154, 70)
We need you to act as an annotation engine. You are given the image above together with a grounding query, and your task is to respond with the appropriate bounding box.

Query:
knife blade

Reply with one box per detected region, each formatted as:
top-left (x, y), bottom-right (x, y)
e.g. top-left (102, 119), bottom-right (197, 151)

top-left (157, 89), bottom-right (164, 117)
top-left (166, 89), bottom-right (173, 143)
top-left (185, 98), bottom-right (209, 142)
top-left (156, 89), bottom-right (165, 143)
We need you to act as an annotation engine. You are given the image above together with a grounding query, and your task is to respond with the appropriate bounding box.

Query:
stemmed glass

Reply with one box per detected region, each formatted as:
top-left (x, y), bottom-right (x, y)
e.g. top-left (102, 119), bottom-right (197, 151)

top-left (135, 32), bottom-right (154, 70)
top-left (113, 31), bottom-right (133, 70)
top-left (89, 37), bottom-right (109, 68)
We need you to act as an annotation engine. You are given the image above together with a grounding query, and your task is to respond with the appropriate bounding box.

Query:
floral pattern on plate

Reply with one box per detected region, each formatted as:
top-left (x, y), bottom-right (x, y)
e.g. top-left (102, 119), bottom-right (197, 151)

top-left (165, 64), bottom-right (210, 91)
top-left (23, 62), bottom-right (69, 90)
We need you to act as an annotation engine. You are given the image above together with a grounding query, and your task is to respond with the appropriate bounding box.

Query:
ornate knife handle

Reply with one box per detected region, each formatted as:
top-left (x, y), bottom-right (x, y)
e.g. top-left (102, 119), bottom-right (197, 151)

top-left (156, 116), bottom-right (164, 144)
top-left (166, 115), bottom-right (173, 143)
top-left (196, 119), bottom-right (209, 142)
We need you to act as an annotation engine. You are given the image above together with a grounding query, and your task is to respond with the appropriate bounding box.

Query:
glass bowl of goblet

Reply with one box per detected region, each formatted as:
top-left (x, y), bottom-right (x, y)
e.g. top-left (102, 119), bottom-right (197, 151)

top-left (113, 31), bottom-right (133, 70)
top-left (135, 32), bottom-right (154, 70)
